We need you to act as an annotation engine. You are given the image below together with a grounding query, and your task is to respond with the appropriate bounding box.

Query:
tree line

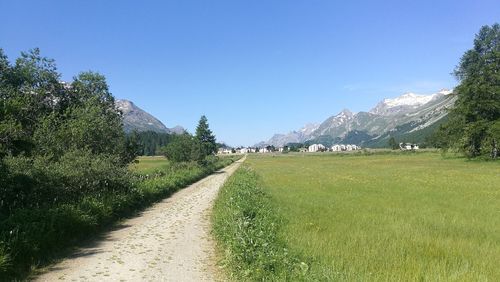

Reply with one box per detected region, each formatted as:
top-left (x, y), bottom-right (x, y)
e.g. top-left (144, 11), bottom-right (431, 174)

top-left (127, 131), bottom-right (173, 156)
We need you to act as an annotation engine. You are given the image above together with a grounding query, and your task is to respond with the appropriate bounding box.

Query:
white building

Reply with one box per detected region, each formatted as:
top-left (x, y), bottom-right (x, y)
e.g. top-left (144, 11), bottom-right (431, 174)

top-left (240, 148), bottom-right (249, 154)
top-left (399, 143), bottom-right (419, 150)
top-left (332, 144), bottom-right (359, 152)
top-left (331, 145), bottom-right (341, 151)
top-left (218, 148), bottom-right (233, 154)
top-left (308, 144), bottom-right (326, 152)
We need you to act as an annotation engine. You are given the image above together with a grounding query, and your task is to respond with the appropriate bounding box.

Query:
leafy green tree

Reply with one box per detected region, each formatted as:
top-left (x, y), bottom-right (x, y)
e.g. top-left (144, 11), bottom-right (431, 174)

top-left (0, 48), bottom-right (63, 156)
top-left (160, 133), bottom-right (195, 163)
top-left (32, 71), bottom-right (127, 162)
top-left (437, 23), bottom-right (500, 158)
top-left (194, 115), bottom-right (217, 161)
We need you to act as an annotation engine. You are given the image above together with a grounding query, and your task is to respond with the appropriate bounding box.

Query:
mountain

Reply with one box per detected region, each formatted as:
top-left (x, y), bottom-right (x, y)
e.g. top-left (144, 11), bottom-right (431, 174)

top-left (169, 125), bottom-right (186, 134)
top-left (115, 99), bottom-right (185, 134)
top-left (257, 123), bottom-right (320, 147)
top-left (313, 109), bottom-right (354, 138)
top-left (267, 123), bottom-right (320, 146)
top-left (258, 89), bottom-right (455, 148)
top-left (369, 89), bottom-right (452, 116)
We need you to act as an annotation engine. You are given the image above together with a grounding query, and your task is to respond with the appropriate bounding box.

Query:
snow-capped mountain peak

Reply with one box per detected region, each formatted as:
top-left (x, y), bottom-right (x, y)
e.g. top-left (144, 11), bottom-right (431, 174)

top-left (383, 92), bottom-right (436, 108)
top-left (369, 90), bottom-right (452, 116)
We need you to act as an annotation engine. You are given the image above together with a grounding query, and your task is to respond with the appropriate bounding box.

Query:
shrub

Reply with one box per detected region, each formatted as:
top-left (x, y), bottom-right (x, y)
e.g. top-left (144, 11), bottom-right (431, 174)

top-left (0, 150), bottom-right (134, 215)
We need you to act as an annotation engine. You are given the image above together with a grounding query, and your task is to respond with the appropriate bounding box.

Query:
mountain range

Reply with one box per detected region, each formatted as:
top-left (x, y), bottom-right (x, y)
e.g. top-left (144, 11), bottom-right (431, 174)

top-left (115, 99), bottom-right (185, 134)
top-left (257, 89), bottom-right (456, 148)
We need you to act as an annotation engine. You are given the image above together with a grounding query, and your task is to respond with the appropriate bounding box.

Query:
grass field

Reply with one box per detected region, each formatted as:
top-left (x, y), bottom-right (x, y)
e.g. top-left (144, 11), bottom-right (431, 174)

top-left (223, 152), bottom-right (500, 280)
top-left (129, 156), bottom-right (171, 174)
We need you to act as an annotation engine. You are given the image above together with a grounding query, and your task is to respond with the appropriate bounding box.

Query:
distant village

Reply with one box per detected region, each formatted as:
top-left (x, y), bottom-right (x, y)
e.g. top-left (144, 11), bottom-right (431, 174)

top-left (218, 142), bottom-right (420, 155)
top-left (218, 143), bottom-right (362, 155)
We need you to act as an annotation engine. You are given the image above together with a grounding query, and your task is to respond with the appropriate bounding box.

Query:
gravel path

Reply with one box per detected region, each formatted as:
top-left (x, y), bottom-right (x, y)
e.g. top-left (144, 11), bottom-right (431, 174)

top-left (35, 157), bottom-right (244, 282)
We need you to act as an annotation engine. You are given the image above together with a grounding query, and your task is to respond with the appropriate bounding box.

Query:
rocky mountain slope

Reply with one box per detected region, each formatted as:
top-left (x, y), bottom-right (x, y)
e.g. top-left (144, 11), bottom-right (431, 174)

top-left (258, 89), bottom-right (455, 147)
top-left (116, 99), bottom-right (185, 134)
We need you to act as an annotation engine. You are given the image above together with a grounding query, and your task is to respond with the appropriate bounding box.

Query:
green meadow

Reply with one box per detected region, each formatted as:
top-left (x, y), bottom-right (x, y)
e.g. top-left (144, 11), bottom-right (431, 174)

top-left (216, 152), bottom-right (500, 281)
top-left (130, 156), bottom-right (171, 174)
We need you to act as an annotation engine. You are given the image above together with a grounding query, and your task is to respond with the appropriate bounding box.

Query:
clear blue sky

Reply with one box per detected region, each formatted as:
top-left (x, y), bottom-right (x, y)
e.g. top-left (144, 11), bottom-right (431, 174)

top-left (1, 1), bottom-right (498, 146)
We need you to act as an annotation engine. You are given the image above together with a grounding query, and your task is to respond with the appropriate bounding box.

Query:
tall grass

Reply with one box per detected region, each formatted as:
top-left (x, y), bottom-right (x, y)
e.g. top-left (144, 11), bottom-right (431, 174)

top-left (0, 155), bottom-right (239, 280)
top-left (247, 153), bottom-right (500, 281)
top-left (212, 165), bottom-right (308, 281)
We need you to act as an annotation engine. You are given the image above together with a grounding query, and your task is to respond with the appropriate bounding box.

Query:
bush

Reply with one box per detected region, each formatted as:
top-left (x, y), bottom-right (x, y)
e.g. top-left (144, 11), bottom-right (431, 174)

top-left (0, 150), bottom-right (134, 215)
top-left (160, 134), bottom-right (196, 163)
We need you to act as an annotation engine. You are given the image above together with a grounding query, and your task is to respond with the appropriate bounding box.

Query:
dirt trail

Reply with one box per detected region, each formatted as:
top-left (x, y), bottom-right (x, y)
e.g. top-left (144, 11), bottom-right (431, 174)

top-left (36, 157), bottom-right (245, 282)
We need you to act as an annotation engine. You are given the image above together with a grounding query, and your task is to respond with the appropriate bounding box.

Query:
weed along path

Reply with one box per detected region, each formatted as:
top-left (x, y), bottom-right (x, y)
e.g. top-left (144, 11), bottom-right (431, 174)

top-left (36, 157), bottom-right (245, 282)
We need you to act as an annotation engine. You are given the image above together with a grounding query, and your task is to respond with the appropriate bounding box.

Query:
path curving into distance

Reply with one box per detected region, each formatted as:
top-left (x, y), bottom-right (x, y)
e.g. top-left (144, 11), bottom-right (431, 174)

top-left (36, 157), bottom-right (245, 282)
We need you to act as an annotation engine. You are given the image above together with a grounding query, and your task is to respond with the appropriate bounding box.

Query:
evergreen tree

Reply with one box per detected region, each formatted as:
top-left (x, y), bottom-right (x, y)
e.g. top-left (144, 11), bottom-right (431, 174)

top-left (194, 115), bottom-right (217, 161)
top-left (388, 137), bottom-right (398, 150)
top-left (123, 131), bottom-right (141, 163)
top-left (437, 23), bottom-right (500, 158)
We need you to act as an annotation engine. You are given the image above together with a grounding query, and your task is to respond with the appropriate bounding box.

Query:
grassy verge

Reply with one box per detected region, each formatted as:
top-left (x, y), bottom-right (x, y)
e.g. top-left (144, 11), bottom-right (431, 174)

top-left (0, 155), bottom-right (240, 280)
top-left (212, 164), bottom-right (308, 281)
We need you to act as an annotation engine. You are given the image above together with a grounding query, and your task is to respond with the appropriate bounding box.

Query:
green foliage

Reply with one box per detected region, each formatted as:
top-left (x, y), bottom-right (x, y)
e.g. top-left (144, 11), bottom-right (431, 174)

top-left (194, 115), bottom-right (217, 162)
top-left (132, 131), bottom-right (173, 156)
top-left (388, 136), bottom-right (398, 150)
top-left (160, 133), bottom-right (196, 162)
top-left (123, 131), bottom-right (142, 163)
top-left (159, 116), bottom-right (217, 163)
top-left (212, 165), bottom-right (306, 281)
top-left (0, 48), bottom-right (64, 156)
top-left (0, 245), bottom-right (10, 275)
top-left (437, 23), bottom-right (500, 158)
top-left (286, 142), bottom-right (306, 152)
top-left (0, 48), bottom-right (133, 161)
top-left (0, 48), bottom-right (141, 279)
top-left (0, 150), bottom-right (133, 216)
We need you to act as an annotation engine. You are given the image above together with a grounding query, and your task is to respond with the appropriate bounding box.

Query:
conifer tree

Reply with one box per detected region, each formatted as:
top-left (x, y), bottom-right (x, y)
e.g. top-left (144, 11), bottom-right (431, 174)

top-left (437, 23), bottom-right (500, 158)
top-left (194, 115), bottom-right (217, 161)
